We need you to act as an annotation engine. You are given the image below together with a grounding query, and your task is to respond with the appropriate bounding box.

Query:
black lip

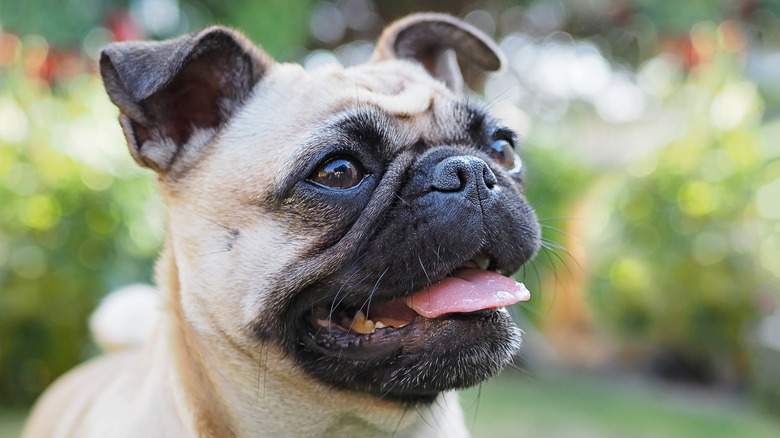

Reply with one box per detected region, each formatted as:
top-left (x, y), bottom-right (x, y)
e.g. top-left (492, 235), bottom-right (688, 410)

top-left (303, 308), bottom-right (506, 358)
top-left (303, 312), bottom-right (419, 359)
top-left (293, 306), bottom-right (520, 402)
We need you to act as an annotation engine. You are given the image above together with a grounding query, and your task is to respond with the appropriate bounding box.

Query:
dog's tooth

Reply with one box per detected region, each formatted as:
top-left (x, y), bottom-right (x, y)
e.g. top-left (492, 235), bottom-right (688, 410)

top-left (374, 321), bottom-right (386, 329)
top-left (355, 321), bottom-right (375, 334)
top-left (355, 310), bottom-right (367, 323)
top-left (397, 323), bottom-right (407, 328)
top-left (351, 310), bottom-right (376, 334)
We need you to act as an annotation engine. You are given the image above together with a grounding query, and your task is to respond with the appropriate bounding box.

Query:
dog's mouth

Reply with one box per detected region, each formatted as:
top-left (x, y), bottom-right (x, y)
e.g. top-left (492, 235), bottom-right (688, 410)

top-left (294, 252), bottom-right (529, 400)
top-left (305, 263), bottom-right (529, 351)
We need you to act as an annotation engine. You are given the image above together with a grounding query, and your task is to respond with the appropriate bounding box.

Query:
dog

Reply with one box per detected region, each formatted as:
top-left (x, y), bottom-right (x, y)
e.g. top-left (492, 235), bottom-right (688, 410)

top-left (23, 13), bottom-right (540, 438)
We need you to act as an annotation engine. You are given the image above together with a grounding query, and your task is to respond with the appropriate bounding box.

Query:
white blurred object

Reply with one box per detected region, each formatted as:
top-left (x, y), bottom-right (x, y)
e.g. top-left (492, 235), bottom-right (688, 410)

top-left (90, 284), bottom-right (160, 352)
top-left (132, 0), bottom-right (180, 36)
top-left (759, 309), bottom-right (780, 351)
top-left (310, 2), bottom-right (346, 44)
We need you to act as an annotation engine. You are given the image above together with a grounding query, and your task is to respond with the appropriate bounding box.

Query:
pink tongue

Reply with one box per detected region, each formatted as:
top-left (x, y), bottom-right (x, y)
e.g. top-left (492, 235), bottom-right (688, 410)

top-left (404, 269), bottom-right (530, 318)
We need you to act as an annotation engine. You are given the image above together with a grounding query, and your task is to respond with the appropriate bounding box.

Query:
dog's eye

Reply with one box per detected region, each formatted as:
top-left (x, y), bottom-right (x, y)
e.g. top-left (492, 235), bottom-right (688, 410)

top-left (309, 157), bottom-right (365, 189)
top-left (490, 139), bottom-right (522, 173)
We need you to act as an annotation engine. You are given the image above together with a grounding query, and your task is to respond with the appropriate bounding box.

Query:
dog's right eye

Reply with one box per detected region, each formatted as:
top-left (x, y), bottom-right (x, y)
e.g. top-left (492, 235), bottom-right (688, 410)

top-left (309, 156), bottom-right (366, 190)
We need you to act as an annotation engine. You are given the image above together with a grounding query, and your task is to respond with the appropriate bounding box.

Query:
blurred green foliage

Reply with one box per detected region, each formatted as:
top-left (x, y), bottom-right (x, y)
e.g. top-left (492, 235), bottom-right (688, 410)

top-left (0, 0), bottom-right (313, 59)
top-left (196, 0), bottom-right (313, 59)
top-left (0, 0), bottom-right (117, 48)
top-left (585, 24), bottom-right (779, 378)
top-left (0, 36), bottom-right (163, 405)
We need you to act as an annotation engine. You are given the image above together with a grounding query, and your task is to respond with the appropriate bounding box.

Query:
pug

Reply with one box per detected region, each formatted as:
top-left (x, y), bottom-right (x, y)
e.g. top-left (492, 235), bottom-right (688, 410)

top-left (23, 13), bottom-right (540, 438)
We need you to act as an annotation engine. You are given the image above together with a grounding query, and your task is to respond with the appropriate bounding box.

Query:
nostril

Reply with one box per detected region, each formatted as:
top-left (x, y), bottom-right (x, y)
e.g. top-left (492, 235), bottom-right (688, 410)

top-left (431, 163), bottom-right (464, 192)
top-left (483, 166), bottom-right (497, 188)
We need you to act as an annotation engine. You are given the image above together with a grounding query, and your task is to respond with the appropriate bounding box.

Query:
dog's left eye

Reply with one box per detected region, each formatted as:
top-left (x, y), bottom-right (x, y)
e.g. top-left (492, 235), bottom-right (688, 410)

top-left (309, 156), bottom-right (365, 189)
top-left (490, 139), bottom-right (522, 173)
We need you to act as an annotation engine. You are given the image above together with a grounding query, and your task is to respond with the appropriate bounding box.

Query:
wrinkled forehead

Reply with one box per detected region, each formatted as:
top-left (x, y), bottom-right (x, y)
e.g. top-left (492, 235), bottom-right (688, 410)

top-left (336, 60), bottom-right (455, 116)
top-left (299, 60), bottom-right (485, 147)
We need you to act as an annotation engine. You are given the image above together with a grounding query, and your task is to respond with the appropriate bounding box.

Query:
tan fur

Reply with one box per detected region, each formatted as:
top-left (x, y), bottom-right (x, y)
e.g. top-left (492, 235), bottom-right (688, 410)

top-left (24, 58), bottom-right (473, 438)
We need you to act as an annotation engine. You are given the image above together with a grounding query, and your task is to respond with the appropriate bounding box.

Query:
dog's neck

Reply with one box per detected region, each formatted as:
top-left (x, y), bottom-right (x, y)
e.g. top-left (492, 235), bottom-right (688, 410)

top-left (153, 238), bottom-right (468, 438)
top-left (159, 245), bottom-right (237, 436)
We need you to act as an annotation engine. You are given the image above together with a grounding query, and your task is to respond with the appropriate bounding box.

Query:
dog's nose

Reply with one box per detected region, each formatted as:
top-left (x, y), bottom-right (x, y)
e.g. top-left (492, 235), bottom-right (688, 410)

top-left (431, 155), bottom-right (498, 197)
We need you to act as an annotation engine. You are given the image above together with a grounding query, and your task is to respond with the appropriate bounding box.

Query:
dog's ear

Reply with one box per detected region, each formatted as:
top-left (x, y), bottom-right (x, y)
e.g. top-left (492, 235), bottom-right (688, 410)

top-left (100, 27), bottom-right (273, 174)
top-left (370, 13), bottom-right (505, 93)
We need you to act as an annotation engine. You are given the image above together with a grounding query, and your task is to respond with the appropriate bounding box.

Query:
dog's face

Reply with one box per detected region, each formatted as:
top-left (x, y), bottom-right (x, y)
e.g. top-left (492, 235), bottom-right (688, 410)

top-left (100, 14), bottom-right (540, 403)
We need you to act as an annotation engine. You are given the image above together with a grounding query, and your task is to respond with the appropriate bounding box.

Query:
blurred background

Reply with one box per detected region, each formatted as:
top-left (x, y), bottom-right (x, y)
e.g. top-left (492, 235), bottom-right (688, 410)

top-left (1, 0), bottom-right (780, 436)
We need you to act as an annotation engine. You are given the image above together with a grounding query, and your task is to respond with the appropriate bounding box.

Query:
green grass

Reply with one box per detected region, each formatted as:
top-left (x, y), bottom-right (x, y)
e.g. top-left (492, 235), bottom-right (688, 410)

top-left (4, 373), bottom-right (779, 438)
top-left (461, 373), bottom-right (780, 438)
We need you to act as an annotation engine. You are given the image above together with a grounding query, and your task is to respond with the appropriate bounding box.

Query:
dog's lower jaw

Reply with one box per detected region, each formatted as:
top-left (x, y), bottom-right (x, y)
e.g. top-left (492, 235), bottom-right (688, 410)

top-left (158, 245), bottom-right (471, 438)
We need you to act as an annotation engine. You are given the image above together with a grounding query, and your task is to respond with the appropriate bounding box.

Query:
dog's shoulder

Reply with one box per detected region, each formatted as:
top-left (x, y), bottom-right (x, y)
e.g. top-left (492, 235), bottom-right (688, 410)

top-left (23, 349), bottom-right (140, 437)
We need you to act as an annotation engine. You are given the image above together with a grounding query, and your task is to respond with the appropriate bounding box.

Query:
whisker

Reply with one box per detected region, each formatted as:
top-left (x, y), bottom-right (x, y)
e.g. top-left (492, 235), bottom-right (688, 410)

top-left (470, 382), bottom-right (483, 433)
top-left (530, 261), bottom-right (543, 292)
top-left (528, 163), bottom-right (572, 210)
top-left (338, 267), bottom-right (390, 357)
top-left (541, 224), bottom-right (584, 247)
top-left (329, 271), bottom-right (372, 317)
top-left (540, 242), bottom-right (574, 273)
top-left (391, 407), bottom-right (408, 438)
top-left (255, 352), bottom-right (262, 406)
top-left (418, 255), bottom-right (432, 286)
top-left (423, 398), bottom-right (445, 432)
top-left (485, 82), bottom-right (522, 109)
top-left (195, 249), bottom-right (231, 258)
top-left (538, 217), bottom-right (583, 222)
top-left (360, 267), bottom-right (390, 315)
top-left (173, 206), bottom-right (235, 232)
top-left (516, 300), bottom-right (548, 321)
top-left (412, 405), bottom-right (436, 431)
top-left (537, 243), bottom-right (584, 316)
top-left (327, 255), bottom-right (368, 323)
top-left (536, 242), bottom-right (561, 272)
top-left (505, 360), bottom-right (536, 379)
top-left (540, 237), bottom-right (582, 270)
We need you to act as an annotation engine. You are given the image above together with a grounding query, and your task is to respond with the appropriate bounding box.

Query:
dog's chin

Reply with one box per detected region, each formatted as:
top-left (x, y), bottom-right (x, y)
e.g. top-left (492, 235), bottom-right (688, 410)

top-left (290, 269), bottom-right (522, 403)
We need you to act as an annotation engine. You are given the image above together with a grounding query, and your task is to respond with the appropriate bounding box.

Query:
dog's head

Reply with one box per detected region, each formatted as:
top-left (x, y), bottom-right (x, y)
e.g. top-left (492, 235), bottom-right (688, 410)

top-left (100, 13), bottom-right (540, 403)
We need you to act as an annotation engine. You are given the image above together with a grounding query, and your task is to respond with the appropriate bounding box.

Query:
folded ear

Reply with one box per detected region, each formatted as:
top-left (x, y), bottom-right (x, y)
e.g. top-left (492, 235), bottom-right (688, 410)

top-left (100, 26), bottom-right (273, 174)
top-left (370, 13), bottom-right (505, 93)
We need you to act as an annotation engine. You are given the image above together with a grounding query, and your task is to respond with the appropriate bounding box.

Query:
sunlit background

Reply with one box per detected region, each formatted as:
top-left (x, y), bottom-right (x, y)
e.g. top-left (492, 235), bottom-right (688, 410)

top-left (2, 0), bottom-right (780, 436)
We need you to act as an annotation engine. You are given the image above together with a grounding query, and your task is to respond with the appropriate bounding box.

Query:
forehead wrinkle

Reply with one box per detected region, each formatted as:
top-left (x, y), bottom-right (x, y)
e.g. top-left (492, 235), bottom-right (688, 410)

top-left (343, 60), bottom-right (451, 117)
top-left (327, 106), bottom-right (420, 157)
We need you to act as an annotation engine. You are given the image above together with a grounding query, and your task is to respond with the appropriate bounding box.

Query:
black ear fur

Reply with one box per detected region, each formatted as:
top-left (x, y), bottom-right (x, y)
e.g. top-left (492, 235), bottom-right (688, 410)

top-left (100, 27), bottom-right (273, 173)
